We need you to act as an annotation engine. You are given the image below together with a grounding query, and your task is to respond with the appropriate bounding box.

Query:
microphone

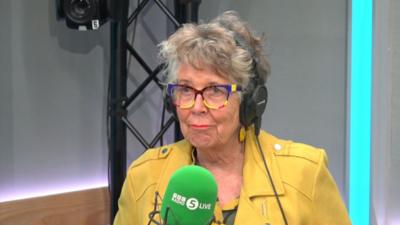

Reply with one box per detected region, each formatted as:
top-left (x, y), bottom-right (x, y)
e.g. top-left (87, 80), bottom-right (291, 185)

top-left (159, 165), bottom-right (218, 225)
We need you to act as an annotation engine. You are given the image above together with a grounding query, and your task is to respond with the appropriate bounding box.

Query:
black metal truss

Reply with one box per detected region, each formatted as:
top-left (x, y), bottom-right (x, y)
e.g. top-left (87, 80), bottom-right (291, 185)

top-left (108, 0), bottom-right (201, 223)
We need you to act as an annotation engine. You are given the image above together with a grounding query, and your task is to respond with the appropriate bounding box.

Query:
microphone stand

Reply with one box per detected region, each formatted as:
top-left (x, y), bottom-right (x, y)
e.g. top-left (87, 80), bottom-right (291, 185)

top-left (147, 208), bottom-right (171, 225)
top-left (147, 192), bottom-right (170, 225)
top-left (163, 207), bottom-right (170, 225)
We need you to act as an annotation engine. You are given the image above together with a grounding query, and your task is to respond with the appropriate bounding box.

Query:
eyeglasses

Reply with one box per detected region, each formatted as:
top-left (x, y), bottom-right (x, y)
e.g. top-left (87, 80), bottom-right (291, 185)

top-left (166, 84), bottom-right (242, 109)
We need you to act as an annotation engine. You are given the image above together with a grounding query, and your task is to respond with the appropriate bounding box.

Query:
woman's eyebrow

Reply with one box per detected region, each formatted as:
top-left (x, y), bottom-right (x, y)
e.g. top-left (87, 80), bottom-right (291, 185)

top-left (176, 80), bottom-right (227, 86)
top-left (177, 79), bottom-right (190, 85)
top-left (207, 81), bottom-right (223, 86)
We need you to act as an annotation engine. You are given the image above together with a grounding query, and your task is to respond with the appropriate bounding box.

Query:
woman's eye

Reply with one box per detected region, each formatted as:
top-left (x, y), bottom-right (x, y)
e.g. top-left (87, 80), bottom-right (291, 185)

top-left (205, 86), bottom-right (227, 97)
top-left (179, 86), bottom-right (193, 95)
top-left (210, 86), bottom-right (225, 94)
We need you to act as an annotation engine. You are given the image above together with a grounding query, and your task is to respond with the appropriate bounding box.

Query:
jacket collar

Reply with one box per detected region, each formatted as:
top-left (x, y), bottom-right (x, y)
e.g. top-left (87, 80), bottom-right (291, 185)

top-left (155, 140), bottom-right (194, 201)
top-left (154, 129), bottom-right (285, 201)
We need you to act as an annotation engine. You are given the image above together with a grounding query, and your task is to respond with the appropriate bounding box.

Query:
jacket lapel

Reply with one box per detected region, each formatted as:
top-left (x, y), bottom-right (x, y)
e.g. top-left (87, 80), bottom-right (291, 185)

top-left (234, 129), bottom-right (285, 225)
top-left (242, 129), bottom-right (285, 198)
top-left (154, 140), bottom-right (194, 201)
top-left (234, 190), bottom-right (271, 225)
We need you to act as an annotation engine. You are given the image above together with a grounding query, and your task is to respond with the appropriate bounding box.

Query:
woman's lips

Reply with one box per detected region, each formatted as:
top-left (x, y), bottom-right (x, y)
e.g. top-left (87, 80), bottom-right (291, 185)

top-left (191, 124), bottom-right (210, 129)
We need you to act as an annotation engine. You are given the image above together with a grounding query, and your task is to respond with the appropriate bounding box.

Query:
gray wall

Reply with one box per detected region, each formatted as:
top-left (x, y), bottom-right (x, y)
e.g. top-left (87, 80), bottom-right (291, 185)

top-left (0, 0), bottom-right (110, 201)
top-left (125, 0), bottom-right (174, 163)
top-left (0, 0), bottom-right (172, 202)
top-left (0, 0), bottom-right (13, 200)
top-left (388, 0), bottom-right (400, 221)
top-left (389, 0), bottom-right (400, 216)
top-left (199, 0), bottom-right (348, 198)
top-left (371, 0), bottom-right (400, 224)
top-left (0, 0), bottom-right (348, 202)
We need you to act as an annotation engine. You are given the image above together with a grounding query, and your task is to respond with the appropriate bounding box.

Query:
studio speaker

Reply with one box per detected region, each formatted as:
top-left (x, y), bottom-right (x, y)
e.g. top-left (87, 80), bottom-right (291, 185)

top-left (56, 0), bottom-right (109, 31)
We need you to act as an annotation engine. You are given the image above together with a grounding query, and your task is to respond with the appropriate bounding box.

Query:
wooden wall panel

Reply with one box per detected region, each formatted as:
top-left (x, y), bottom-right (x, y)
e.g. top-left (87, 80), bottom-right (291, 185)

top-left (0, 187), bottom-right (110, 225)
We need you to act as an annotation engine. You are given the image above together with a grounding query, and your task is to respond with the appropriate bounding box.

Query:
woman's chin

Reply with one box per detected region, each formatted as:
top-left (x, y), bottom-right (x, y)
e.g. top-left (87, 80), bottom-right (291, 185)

top-left (187, 134), bottom-right (214, 149)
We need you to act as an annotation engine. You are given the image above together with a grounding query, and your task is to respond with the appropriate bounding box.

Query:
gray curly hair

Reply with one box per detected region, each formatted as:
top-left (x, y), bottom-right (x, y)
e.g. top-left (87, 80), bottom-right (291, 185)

top-left (158, 11), bottom-right (270, 88)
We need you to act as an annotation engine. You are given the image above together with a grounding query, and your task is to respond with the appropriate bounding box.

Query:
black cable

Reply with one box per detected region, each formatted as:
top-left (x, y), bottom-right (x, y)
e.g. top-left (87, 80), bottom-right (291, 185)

top-left (163, 207), bottom-right (170, 225)
top-left (255, 135), bottom-right (288, 225)
top-left (147, 192), bottom-right (163, 225)
top-left (147, 192), bottom-right (176, 225)
top-left (160, 103), bottom-right (166, 146)
top-left (147, 211), bottom-right (163, 225)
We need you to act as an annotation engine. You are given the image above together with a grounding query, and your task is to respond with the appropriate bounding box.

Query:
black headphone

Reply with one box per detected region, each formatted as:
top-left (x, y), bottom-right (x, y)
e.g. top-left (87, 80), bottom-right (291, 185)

top-left (163, 24), bottom-right (268, 136)
top-left (163, 76), bottom-right (178, 117)
top-left (234, 30), bottom-right (268, 135)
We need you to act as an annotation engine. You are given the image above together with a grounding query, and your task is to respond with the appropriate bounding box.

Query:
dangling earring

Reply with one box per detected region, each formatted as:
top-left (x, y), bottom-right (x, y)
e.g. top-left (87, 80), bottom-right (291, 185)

top-left (239, 127), bottom-right (246, 142)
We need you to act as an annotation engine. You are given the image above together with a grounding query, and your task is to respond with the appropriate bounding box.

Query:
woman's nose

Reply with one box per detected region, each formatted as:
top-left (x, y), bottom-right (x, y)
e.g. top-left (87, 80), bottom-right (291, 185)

top-left (191, 93), bottom-right (207, 113)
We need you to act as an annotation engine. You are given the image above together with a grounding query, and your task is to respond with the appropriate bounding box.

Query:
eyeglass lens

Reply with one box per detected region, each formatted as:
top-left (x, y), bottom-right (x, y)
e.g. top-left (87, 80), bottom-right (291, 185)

top-left (171, 85), bottom-right (229, 109)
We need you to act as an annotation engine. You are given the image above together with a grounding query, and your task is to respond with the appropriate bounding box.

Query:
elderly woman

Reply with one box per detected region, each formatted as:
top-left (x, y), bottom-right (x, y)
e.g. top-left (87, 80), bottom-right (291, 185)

top-left (113, 11), bottom-right (351, 225)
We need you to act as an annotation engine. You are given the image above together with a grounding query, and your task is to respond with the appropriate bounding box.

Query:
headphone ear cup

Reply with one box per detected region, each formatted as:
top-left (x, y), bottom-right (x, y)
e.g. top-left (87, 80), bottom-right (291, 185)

top-left (163, 89), bottom-right (177, 118)
top-left (253, 85), bottom-right (268, 118)
top-left (239, 91), bottom-right (253, 127)
top-left (239, 84), bottom-right (268, 129)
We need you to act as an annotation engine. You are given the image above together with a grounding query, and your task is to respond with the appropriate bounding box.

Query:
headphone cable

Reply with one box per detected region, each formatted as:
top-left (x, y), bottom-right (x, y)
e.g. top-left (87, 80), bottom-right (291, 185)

top-left (255, 135), bottom-right (288, 225)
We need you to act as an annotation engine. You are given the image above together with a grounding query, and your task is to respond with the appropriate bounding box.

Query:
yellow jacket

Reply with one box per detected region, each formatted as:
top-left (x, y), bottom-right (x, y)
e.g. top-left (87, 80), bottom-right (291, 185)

top-left (113, 130), bottom-right (352, 225)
